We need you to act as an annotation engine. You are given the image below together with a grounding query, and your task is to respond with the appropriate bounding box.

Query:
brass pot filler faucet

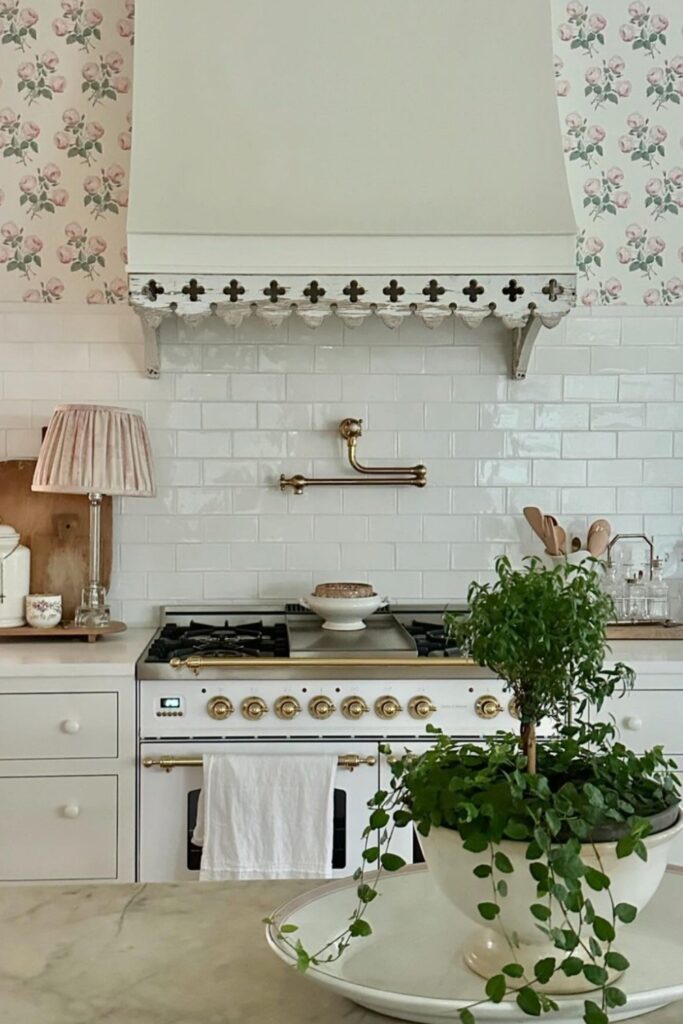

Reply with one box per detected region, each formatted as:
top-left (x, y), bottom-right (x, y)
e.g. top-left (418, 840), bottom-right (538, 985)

top-left (279, 418), bottom-right (427, 494)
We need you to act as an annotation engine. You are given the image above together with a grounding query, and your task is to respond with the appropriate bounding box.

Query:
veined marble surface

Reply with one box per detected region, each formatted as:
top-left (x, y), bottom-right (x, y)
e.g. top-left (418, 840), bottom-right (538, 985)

top-left (0, 880), bottom-right (680, 1024)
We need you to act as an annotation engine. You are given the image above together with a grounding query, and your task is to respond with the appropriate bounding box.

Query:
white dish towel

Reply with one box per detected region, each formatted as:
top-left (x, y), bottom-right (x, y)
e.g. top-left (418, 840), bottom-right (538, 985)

top-left (192, 752), bottom-right (337, 881)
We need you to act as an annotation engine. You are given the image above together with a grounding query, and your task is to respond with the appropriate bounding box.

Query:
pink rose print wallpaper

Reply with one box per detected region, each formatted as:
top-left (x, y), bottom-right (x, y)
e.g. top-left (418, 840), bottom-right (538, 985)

top-left (0, 0), bottom-right (681, 306)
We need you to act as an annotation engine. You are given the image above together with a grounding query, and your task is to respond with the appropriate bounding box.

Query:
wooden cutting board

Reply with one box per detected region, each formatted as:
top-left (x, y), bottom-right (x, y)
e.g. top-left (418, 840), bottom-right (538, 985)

top-left (0, 460), bottom-right (112, 621)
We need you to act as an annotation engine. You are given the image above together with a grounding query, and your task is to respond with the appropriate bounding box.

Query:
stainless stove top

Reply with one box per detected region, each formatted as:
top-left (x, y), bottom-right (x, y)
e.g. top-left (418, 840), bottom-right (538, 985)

top-left (287, 612), bottom-right (417, 659)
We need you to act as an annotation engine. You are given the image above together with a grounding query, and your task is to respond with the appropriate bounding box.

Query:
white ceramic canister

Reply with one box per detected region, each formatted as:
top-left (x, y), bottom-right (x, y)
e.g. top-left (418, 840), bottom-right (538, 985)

top-left (0, 523), bottom-right (31, 628)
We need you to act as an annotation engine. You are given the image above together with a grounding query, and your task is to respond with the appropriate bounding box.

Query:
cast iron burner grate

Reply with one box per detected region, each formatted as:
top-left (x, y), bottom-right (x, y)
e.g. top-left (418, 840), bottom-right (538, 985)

top-left (404, 620), bottom-right (466, 658)
top-left (146, 620), bottom-right (290, 662)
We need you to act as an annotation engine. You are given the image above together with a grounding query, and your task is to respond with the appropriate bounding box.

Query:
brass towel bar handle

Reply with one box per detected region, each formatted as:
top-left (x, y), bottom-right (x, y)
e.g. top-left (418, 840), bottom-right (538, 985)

top-left (280, 418), bottom-right (427, 494)
top-left (143, 754), bottom-right (378, 773)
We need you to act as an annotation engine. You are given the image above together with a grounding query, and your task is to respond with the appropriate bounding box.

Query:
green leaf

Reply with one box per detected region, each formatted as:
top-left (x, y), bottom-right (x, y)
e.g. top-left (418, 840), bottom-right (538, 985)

top-left (516, 986), bottom-right (542, 1016)
top-left (362, 847), bottom-right (379, 863)
top-left (369, 809), bottom-right (389, 830)
top-left (379, 852), bottom-right (405, 872)
top-left (349, 918), bottom-right (372, 937)
top-left (534, 957), bottom-right (556, 984)
top-left (295, 946), bottom-right (311, 973)
top-left (485, 974), bottom-right (507, 1003)
top-left (614, 903), bottom-right (637, 924)
top-left (494, 851), bottom-right (514, 874)
top-left (502, 962), bottom-right (525, 978)
top-left (583, 1000), bottom-right (609, 1024)
top-left (280, 923), bottom-right (298, 933)
top-left (357, 884), bottom-right (377, 904)
top-left (463, 834), bottom-right (489, 854)
top-left (593, 917), bottom-right (615, 942)
top-left (605, 986), bottom-right (627, 1008)
top-left (605, 951), bottom-right (630, 971)
top-left (497, 880), bottom-right (508, 897)
top-left (561, 956), bottom-right (584, 977)
top-left (584, 867), bottom-right (610, 891)
top-left (583, 964), bottom-right (608, 986)
top-left (477, 902), bottom-right (500, 921)
top-left (530, 903), bottom-right (551, 922)
top-left (459, 1010), bottom-right (475, 1024)
top-left (473, 864), bottom-right (492, 879)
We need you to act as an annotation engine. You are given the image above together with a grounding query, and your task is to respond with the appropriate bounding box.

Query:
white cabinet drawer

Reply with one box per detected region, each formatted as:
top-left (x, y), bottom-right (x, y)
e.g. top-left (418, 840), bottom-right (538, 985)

top-left (597, 691), bottom-right (683, 755)
top-left (0, 775), bottom-right (117, 880)
top-left (0, 692), bottom-right (118, 760)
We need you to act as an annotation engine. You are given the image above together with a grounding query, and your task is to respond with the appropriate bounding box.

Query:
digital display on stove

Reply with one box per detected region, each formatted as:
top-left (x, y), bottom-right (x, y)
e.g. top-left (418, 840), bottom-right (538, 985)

top-left (160, 697), bottom-right (181, 708)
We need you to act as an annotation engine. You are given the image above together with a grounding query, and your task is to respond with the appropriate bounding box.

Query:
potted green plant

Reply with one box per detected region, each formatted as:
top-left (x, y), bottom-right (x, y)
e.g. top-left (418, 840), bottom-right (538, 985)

top-left (272, 558), bottom-right (681, 1024)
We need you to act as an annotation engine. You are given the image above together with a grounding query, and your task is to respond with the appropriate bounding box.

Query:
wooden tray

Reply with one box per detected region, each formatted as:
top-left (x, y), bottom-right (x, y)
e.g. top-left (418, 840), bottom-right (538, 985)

top-left (606, 622), bottom-right (683, 640)
top-left (0, 622), bottom-right (126, 644)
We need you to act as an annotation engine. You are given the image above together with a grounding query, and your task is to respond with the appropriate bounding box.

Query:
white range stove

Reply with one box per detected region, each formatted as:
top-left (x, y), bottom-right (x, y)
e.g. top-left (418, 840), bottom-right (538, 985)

top-left (136, 604), bottom-right (519, 882)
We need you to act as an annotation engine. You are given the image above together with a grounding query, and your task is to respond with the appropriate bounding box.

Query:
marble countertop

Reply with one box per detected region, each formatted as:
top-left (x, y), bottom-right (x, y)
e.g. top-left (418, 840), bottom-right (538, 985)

top-left (0, 879), bottom-right (680, 1024)
top-left (0, 628), bottom-right (154, 677)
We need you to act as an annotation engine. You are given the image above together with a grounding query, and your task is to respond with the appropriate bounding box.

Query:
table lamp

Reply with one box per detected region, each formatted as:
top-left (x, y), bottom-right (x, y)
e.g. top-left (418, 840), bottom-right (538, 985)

top-left (32, 404), bottom-right (156, 627)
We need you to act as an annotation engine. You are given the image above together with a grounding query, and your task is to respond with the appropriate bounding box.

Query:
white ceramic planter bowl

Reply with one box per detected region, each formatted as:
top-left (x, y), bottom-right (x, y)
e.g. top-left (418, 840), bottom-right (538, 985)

top-left (302, 593), bottom-right (386, 631)
top-left (420, 816), bottom-right (683, 995)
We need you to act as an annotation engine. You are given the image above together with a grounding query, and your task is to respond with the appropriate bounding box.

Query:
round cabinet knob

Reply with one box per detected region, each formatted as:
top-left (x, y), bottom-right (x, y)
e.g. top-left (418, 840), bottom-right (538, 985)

top-left (241, 696), bottom-right (268, 721)
top-left (308, 696), bottom-right (335, 720)
top-left (275, 695), bottom-right (301, 720)
top-left (207, 696), bottom-right (234, 721)
top-left (61, 719), bottom-right (81, 734)
top-left (408, 696), bottom-right (436, 720)
top-left (623, 715), bottom-right (642, 731)
top-left (62, 804), bottom-right (80, 819)
top-left (375, 695), bottom-right (402, 720)
top-left (475, 695), bottom-right (503, 720)
top-left (341, 696), bottom-right (369, 720)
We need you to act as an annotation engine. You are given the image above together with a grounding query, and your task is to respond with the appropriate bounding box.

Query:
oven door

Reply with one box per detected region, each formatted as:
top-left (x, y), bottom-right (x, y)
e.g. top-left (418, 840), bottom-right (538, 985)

top-left (139, 740), bottom-right (380, 882)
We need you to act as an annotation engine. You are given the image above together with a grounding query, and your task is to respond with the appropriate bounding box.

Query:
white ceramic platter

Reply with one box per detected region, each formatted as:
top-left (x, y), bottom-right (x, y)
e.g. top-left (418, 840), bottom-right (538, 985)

top-left (266, 865), bottom-right (683, 1024)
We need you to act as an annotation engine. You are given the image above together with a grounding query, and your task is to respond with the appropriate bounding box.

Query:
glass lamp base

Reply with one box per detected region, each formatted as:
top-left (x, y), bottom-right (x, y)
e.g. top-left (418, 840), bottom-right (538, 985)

top-left (75, 584), bottom-right (110, 628)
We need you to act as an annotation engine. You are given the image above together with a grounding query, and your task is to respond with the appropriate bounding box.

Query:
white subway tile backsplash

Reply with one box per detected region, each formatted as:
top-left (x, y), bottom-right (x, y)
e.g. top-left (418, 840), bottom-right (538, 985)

top-left (618, 432), bottom-right (672, 458)
top-left (619, 375), bottom-right (674, 402)
top-left (5, 305), bottom-right (683, 621)
top-left (562, 432), bottom-right (616, 459)
top-left (564, 376), bottom-right (618, 402)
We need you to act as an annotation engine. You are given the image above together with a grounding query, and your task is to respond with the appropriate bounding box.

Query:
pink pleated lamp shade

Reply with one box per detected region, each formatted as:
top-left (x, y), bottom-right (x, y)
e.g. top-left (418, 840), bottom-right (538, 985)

top-left (32, 404), bottom-right (156, 497)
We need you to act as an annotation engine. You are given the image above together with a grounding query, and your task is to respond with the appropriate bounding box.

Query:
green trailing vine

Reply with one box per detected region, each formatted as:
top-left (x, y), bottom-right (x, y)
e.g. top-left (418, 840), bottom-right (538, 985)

top-left (267, 559), bottom-right (680, 1024)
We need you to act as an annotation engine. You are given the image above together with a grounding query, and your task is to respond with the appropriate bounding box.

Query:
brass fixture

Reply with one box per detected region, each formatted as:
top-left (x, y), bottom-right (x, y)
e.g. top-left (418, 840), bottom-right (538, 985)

top-left (142, 753), bottom-right (377, 773)
top-left (508, 697), bottom-right (520, 720)
top-left (475, 695), bottom-right (503, 719)
top-left (171, 654), bottom-right (475, 672)
top-left (341, 696), bottom-right (369, 720)
top-left (207, 696), bottom-right (233, 720)
top-left (241, 696), bottom-right (268, 721)
top-left (374, 695), bottom-right (402, 720)
top-left (308, 695), bottom-right (336, 719)
top-left (409, 696), bottom-right (437, 720)
top-left (274, 695), bottom-right (301, 720)
top-left (280, 418), bottom-right (427, 494)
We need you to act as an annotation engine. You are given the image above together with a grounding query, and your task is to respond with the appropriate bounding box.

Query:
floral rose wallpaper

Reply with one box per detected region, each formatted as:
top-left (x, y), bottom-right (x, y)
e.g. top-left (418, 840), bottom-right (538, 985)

top-left (0, 0), bottom-right (681, 306)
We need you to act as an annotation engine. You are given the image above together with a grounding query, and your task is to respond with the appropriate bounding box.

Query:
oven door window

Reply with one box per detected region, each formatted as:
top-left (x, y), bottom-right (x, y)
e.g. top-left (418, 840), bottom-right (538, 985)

top-left (187, 788), bottom-right (347, 871)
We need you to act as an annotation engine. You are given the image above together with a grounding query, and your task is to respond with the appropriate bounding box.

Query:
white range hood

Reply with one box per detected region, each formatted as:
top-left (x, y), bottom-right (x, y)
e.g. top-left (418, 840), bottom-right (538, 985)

top-left (128, 0), bottom-right (577, 378)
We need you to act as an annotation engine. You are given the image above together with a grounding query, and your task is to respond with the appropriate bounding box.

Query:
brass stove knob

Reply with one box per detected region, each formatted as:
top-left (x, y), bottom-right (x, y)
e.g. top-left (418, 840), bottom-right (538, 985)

top-left (308, 696), bottom-right (335, 720)
top-left (341, 696), bottom-right (369, 720)
top-left (475, 695), bottom-right (503, 720)
top-left (508, 697), bottom-right (520, 720)
top-left (241, 696), bottom-right (268, 721)
top-left (207, 696), bottom-right (233, 720)
top-left (374, 695), bottom-right (402, 720)
top-left (409, 696), bottom-right (437, 720)
top-left (275, 695), bottom-right (301, 720)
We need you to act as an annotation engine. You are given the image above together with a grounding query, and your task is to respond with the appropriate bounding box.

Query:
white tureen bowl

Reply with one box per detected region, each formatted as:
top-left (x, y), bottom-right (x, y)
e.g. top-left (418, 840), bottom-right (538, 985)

top-left (302, 593), bottom-right (386, 631)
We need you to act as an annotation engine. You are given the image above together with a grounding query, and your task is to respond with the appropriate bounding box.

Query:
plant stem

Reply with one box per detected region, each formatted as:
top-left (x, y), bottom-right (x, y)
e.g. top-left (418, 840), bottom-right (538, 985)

top-left (521, 722), bottom-right (537, 774)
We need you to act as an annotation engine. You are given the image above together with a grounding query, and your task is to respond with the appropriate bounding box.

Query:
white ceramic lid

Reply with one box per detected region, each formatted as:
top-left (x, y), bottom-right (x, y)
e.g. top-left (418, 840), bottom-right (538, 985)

top-left (0, 523), bottom-right (21, 558)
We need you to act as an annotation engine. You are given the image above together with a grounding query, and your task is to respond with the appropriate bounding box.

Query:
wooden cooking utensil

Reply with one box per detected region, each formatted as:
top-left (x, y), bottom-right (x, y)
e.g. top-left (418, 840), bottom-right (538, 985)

top-left (523, 507), bottom-right (547, 545)
top-left (555, 525), bottom-right (567, 555)
top-left (587, 519), bottom-right (612, 559)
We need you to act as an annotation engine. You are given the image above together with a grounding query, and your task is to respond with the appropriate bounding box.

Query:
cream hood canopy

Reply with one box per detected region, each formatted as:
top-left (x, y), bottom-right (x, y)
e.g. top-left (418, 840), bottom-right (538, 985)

top-left (127, 0), bottom-right (577, 378)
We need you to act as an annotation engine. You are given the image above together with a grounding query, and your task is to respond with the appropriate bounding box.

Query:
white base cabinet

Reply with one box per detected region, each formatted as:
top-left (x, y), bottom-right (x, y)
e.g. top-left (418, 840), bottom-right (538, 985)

top-left (0, 676), bottom-right (134, 884)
